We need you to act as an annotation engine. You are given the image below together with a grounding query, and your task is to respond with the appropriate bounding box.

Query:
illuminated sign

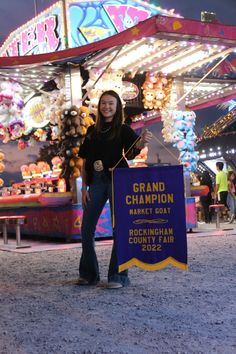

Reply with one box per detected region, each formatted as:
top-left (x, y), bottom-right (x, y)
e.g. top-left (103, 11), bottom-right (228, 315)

top-left (122, 81), bottom-right (139, 100)
top-left (0, 2), bottom-right (64, 57)
top-left (23, 96), bottom-right (50, 129)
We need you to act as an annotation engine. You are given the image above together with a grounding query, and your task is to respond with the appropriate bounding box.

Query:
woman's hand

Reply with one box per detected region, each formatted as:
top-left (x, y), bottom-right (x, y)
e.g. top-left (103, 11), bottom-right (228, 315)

top-left (136, 129), bottom-right (153, 149)
top-left (82, 189), bottom-right (90, 208)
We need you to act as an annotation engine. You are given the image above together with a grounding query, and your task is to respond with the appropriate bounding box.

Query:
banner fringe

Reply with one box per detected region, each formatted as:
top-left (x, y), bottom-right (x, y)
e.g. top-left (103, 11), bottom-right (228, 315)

top-left (118, 256), bottom-right (188, 272)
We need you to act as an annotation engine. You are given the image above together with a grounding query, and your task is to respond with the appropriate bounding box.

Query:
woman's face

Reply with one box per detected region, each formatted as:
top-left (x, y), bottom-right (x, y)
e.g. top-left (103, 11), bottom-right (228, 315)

top-left (99, 94), bottom-right (117, 122)
top-left (230, 173), bottom-right (235, 181)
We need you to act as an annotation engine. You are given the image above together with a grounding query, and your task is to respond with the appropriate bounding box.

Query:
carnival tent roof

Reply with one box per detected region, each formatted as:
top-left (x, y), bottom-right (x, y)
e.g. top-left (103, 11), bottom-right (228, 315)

top-left (0, 15), bottom-right (236, 109)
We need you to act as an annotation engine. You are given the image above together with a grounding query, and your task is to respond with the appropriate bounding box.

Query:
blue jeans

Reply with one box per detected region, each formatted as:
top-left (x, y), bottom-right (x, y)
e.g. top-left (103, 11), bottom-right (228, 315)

top-left (79, 171), bottom-right (129, 285)
top-left (227, 193), bottom-right (236, 215)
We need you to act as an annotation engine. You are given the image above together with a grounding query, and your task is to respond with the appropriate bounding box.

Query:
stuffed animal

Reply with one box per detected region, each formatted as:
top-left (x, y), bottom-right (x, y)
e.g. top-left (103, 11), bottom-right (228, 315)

top-left (0, 104), bottom-right (10, 127)
top-left (21, 165), bottom-right (31, 179)
top-left (0, 151), bottom-right (5, 160)
top-left (154, 88), bottom-right (166, 109)
top-left (142, 73), bottom-right (173, 110)
top-left (50, 125), bottom-right (61, 141)
top-left (33, 128), bottom-right (48, 142)
top-left (142, 88), bottom-right (156, 109)
top-left (18, 139), bottom-right (29, 150)
top-left (69, 146), bottom-right (84, 179)
top-left (0, 161), bottom-right (5, 173)
top-left (9, 120), bottom-right (25, 139)
top-left (51, 156), bottom-right (62, 177)
top-left (79, 106), bottom-right (94, 131)
top-left (0, 124), bottom-right (8, 141)
top-left (61, 106), bottom-right (85, 139)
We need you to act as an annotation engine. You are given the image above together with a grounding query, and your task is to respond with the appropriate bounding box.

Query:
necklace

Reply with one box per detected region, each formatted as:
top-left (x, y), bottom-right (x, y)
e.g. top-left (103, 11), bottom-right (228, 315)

top-left (100, 126), bottom-right (111, 133)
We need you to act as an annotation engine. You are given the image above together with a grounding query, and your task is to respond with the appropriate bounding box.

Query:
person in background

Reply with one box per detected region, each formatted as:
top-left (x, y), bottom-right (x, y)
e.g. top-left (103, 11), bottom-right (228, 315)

top-left (227, 171), bottom-right (236, 223)
top-left (192, 173), bottom-right (203, 223)
top-left (200, 171), bottom-right (213, 223)
top-left (215, 161), bottom-right (228, 221)
top-left (77, 90), bottom-right (152, 289)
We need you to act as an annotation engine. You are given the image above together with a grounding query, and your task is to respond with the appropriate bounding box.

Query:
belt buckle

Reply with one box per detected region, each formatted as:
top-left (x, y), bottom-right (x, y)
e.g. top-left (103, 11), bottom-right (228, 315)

top-left (93, 160), bottom-right (104, 171)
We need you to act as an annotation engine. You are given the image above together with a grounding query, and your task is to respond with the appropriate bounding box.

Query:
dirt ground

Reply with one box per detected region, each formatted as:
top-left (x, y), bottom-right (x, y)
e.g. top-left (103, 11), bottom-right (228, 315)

top-left (0, 234), bottom-right (235, 354)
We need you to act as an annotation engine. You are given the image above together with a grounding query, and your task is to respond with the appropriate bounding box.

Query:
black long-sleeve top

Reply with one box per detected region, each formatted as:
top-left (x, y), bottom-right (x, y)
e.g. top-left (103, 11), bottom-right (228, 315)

top-left (78, 123), bottom-right (140, 185)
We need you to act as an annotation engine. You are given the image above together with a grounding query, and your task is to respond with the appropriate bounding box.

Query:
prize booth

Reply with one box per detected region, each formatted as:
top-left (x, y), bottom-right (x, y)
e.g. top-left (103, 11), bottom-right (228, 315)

top-left (0, 1), bottom-right (236, 240)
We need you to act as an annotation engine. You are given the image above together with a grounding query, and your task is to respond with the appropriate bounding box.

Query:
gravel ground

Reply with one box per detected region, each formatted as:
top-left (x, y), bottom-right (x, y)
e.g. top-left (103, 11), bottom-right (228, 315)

top-left (0, 234), bottom-right (235, 354)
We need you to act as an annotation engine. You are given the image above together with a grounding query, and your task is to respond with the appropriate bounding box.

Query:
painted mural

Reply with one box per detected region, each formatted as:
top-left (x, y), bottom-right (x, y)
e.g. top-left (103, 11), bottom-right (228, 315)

top-left (67, 0), bottom-right (160, 47)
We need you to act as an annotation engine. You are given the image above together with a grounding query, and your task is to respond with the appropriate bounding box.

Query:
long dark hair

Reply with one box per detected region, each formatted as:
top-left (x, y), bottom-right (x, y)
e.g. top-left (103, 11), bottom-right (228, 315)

top-left (95, 90), bottom-right (124, 140)
top-left (201, 171), bottom-right (213, 191)
top-left (228, 171), bottom-right (235, 180)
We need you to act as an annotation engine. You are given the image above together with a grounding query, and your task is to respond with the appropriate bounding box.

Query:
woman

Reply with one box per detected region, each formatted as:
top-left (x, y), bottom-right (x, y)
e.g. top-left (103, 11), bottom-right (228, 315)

top-left (227, 171), bottom-right (236, 223)
top-left (78, 90), bottom-right (152, 289)
top-left (200, 171), bottom-right (213, 223)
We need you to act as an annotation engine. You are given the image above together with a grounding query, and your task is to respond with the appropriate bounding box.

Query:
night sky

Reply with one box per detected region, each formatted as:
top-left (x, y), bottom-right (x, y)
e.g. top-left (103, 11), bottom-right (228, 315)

top-left (0, 0), bottom-right (235, 182)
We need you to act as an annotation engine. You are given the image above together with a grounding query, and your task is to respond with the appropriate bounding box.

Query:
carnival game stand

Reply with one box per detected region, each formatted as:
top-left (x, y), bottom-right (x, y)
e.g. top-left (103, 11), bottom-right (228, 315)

top-left (0, 192), bottom-right (112, 242)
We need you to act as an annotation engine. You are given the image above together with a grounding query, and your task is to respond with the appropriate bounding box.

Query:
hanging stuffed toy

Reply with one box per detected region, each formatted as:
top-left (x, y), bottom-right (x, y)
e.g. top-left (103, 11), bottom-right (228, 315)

top-left (171, 110), bottom-right (199, 172)
top-left (59, 105), bottom-right (94, 190)
top-left (9, 120), bottom-right (25, 140)
top-left (142, 72), bottom-right (173, 111)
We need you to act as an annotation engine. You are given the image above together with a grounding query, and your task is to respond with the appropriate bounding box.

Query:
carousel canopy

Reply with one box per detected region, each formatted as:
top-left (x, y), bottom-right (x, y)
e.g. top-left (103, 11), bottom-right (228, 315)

top-left (0, 15), bottom-right (236, 106)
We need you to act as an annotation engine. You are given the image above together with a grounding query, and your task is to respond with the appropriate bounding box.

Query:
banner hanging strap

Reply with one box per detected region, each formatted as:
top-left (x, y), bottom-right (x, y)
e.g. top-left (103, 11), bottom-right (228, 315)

top-left (151, 135), bottom-right (179, 162)
top-left (110, 135), bottom-right (141, 228)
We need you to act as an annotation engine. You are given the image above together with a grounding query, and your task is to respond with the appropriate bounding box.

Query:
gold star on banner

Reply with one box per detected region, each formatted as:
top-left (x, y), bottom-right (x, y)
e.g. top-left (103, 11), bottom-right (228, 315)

top-left (131, 27), bottom-right (140, 36)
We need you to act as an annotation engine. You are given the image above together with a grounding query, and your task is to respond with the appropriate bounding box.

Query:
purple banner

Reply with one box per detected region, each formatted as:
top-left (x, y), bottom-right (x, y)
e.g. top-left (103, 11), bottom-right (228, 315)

top-left (113, 166), bottom-right (188, 271)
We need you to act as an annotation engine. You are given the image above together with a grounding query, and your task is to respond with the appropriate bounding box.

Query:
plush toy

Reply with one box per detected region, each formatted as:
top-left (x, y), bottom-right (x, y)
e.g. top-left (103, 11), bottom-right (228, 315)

top-left (9, 120), bottom-right (25, 139)
top-left (51, 156), bottom-right (62, 177)
top-left (0, 151), bottom-right (5, 160)
top-left (20, 165), bottom-right (31, 179)
top-left (42, 162), bottom-right (51, 176)
top-left (142, 72), bottom-right (173, 110)
top-left (59, 106), bottom-right (93, 188)
top-left (0, 124), bottom-right (8, 141)
top-left (142, 72), bottom-right (158, 89)
top-left (0, 80), bottom-right (24, 130)
top-left (174, 119), bottom-right (187, 132)
top-left (61, 106), bottom-right (84, 139)
top-left (0, 150), bottom-right (5, 177)
top-left (61, 105), bottom-right (94, 139)
top-left (69, 146), bottom-right (84, 179)
top-left (28, 163), bottom-right (41, 179)
top-left (142, 89), bottom-right (156, 109)
top-left (85, 69), bottom-right (125, 113)
top-left (175, 139), bottom-right (188, 150)
top-left (171, 109), bottom-right (198, 172)
top-left (34, 128), bottom-right (48, 142)
top-left (154, 88), bottom-right (165, 109)
top-left (0, 104), bottom-right (10, 127)
top-left (0, 80), bottom-right (13, 102)
top-left (50, 125), bottom-right (61, 141)
top-left (18, 139), bottom-right (29, 150)
top-left (172, 130), bottom-right (184, 143)
top-left (0, 161), bottom-right (5, 173)
top-left (83, 67), bottom-right (102, 91)
top-left (79, 106), bottom-right (94, 131)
